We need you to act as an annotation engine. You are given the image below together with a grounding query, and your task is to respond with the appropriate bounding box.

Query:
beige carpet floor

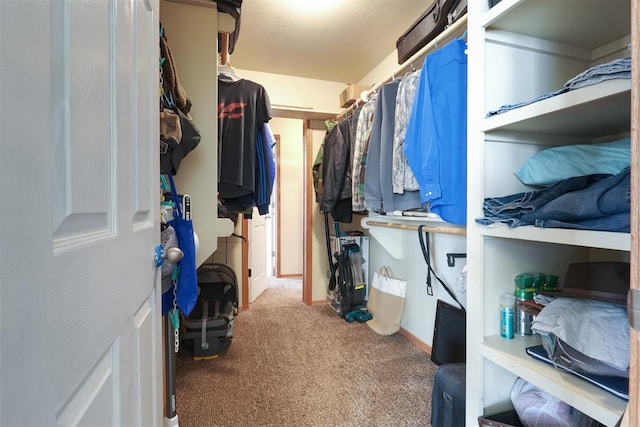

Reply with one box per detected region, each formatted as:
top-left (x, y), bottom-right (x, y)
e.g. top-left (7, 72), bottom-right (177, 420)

top-left (175, 277), bottom-right (437, 426)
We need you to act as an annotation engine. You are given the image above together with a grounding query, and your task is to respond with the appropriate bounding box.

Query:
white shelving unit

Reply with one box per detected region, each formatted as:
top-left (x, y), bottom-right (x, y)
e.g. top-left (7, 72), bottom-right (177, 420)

top-left (466, 1), bottom-right (632, 425)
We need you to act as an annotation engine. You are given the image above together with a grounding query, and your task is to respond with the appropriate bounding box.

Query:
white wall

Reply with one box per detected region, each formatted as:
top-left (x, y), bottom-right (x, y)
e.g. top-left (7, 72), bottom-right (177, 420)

top-left (367, 227), bottom-right (467, 347)
top-left (310, 128), bottom-right (330, 302)
top-left (160, 0), bottom-right (219, 266)
top-left (270, 118), bottom-right (304, 277)
top-left (358, 49), bottom-right (401, 87)
top-left (235, 69), bottom-right (347, 113)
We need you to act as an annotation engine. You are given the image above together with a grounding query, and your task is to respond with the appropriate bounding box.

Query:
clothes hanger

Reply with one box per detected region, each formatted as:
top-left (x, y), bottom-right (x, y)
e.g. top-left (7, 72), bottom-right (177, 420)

top-left (218, 63), bottom-right (241, 82)
top-left (218, 32), bottom-right (241, 82)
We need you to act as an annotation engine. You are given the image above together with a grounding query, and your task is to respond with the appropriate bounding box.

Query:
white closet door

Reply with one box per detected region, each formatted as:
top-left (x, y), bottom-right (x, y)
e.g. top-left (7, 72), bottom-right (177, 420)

top-left (0, 0), bottom-right (162, 425)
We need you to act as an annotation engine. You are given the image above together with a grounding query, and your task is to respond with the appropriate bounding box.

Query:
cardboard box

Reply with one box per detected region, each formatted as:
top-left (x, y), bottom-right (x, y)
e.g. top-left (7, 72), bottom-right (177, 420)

top-left (339, 84), bottom-right (370, 108)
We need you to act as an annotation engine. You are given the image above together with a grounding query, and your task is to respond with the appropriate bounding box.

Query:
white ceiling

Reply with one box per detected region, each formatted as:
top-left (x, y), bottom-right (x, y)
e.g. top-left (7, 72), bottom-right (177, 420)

top-left (227, 0), bottom-right (430, 84)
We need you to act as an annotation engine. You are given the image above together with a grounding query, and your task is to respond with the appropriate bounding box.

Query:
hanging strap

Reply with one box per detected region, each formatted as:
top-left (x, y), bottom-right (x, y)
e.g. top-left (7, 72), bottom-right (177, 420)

top-left (418, 225), bottom-right (465, 311)
top-left (379, 266), bottom-right (395, 279)
top-left (167, 174), bottom-right (183, 219)
top-left (325, 213), bottom-right (339, 291)
top-left (201, 301), bottom-right (208, 349)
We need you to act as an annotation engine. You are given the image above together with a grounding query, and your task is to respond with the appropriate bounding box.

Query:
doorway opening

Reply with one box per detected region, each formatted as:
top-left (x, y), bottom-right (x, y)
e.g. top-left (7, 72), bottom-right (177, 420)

top-left (244, 119), bottom-right (306, 308)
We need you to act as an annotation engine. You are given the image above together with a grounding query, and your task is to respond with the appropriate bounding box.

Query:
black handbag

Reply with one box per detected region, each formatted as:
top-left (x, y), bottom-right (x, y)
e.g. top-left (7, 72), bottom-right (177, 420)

top-left (160, 105), bottom-right (201, 175)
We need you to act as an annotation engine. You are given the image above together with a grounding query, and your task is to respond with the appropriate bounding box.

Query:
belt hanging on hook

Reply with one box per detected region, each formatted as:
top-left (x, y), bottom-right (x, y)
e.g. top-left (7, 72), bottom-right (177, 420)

top-left (418, 224), bottom-right (465, 311)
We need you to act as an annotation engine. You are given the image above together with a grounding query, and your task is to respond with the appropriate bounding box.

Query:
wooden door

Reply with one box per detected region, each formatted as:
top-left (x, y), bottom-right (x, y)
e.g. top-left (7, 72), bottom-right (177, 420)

top-left (0, 0), bottom-right (162, 425)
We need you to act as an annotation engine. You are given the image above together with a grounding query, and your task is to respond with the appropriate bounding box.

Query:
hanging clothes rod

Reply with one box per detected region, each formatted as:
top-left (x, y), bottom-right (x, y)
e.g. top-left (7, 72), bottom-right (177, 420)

top-left (336, 15), bottom-right (467, 121)
top-left (220, 32), bottom-right (230, 65)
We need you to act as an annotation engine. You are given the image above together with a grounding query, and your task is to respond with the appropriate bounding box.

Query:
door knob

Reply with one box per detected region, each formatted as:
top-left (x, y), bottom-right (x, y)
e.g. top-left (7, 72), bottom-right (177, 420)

top-left (155, 244), bottom-right (184, 266)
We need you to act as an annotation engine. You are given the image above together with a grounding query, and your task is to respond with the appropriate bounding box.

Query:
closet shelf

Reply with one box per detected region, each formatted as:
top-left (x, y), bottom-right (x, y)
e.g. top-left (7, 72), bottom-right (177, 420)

top-left (217, 218), bottom-right (234, 237)
top-left (478, 224), bottom-right (630, 252)
top-left (482, 335), bottom-right (627, 426)
top-left (469, 0), bottom-right (634, 424)
top-left (165, 0), bottom-right (214, 7)
top-left (270, 105), bottom-right (340, 121)
top-left (218, 12), bottom-right (235, 33)
top-left (362, 217), bottom-right (466, 236)
top-left (481, 0), bottom-right (630, 48)
top-left (482, 79), bottom-right (631, 138)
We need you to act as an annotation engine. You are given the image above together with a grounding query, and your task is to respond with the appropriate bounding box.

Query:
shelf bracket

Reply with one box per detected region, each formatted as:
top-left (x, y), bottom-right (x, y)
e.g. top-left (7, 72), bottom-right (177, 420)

top-left (628, 289), bottom-right (640, 331)
top-left (446, 252), bottom-right (467, 268)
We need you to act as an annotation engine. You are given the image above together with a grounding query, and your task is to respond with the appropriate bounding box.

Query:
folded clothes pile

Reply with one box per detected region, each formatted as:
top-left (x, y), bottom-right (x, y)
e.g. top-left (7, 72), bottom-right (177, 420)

top-left (532, 297), bottom-right (629, 378)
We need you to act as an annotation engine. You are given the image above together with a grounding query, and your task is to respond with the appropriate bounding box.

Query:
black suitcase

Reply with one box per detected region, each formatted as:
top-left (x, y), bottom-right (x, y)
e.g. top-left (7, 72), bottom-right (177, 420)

top-left (395, 0), bottom-right (459, 64)
top-left (447, 0), bottom-right (467, 27)
top-left (431, 363), bottom-right (466, 427)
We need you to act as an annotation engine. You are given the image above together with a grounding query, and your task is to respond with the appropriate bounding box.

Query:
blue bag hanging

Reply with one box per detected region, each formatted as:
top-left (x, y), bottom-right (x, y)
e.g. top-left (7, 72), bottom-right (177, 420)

top-left (167, 174), bottom-right (198, 315)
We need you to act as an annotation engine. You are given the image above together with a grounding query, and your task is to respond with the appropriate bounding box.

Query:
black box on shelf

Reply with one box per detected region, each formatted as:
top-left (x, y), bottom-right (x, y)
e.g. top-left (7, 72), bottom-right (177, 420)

top-left (478, 409), bottom-right (523, 427)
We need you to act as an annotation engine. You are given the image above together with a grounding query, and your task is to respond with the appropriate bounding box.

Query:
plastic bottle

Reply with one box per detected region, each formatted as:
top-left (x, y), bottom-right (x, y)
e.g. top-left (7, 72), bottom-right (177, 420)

top-left (500, 292), bottom-right (516, 339)
top-left (514, 273), bottom-right (535, 335)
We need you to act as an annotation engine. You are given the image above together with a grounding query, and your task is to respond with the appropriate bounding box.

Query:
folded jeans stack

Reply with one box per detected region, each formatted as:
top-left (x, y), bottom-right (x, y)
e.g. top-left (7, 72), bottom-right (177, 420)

top-left (487, 56), bottom-right (631, 116)
top-left (476, 167), bottom-right (630, 232)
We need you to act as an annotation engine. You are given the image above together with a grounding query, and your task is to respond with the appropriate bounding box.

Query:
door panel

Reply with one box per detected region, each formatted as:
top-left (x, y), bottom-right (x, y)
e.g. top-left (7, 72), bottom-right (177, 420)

top-left (56, 351), bottom-right (116, 426)
top-left (249, 207), bottom-right (268, 302)
top-left (0, 1), bottom-right (161, 425)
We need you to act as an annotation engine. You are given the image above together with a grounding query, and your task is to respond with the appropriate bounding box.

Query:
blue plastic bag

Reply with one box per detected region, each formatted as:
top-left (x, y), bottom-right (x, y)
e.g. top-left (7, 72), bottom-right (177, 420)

top-left (167, 174), bottom-right (198, 315)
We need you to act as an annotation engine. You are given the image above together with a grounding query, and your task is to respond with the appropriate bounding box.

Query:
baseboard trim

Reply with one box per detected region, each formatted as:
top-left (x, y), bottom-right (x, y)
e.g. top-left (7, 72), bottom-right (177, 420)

top-left (399, 327), bottom-right (432, 355)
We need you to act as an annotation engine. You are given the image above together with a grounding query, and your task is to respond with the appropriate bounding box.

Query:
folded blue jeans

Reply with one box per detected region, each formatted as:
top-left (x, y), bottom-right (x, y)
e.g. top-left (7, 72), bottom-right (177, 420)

top-left (477, 174), bottom-right (609, 226)
top-left (565, 57), bottom-right (631, 89)
top-left (476, 167), bottom-right (630, 232)
top-left (523, 167), bottom-right (630, 232)
top-left (487, 57), bottom-right (631, 116)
